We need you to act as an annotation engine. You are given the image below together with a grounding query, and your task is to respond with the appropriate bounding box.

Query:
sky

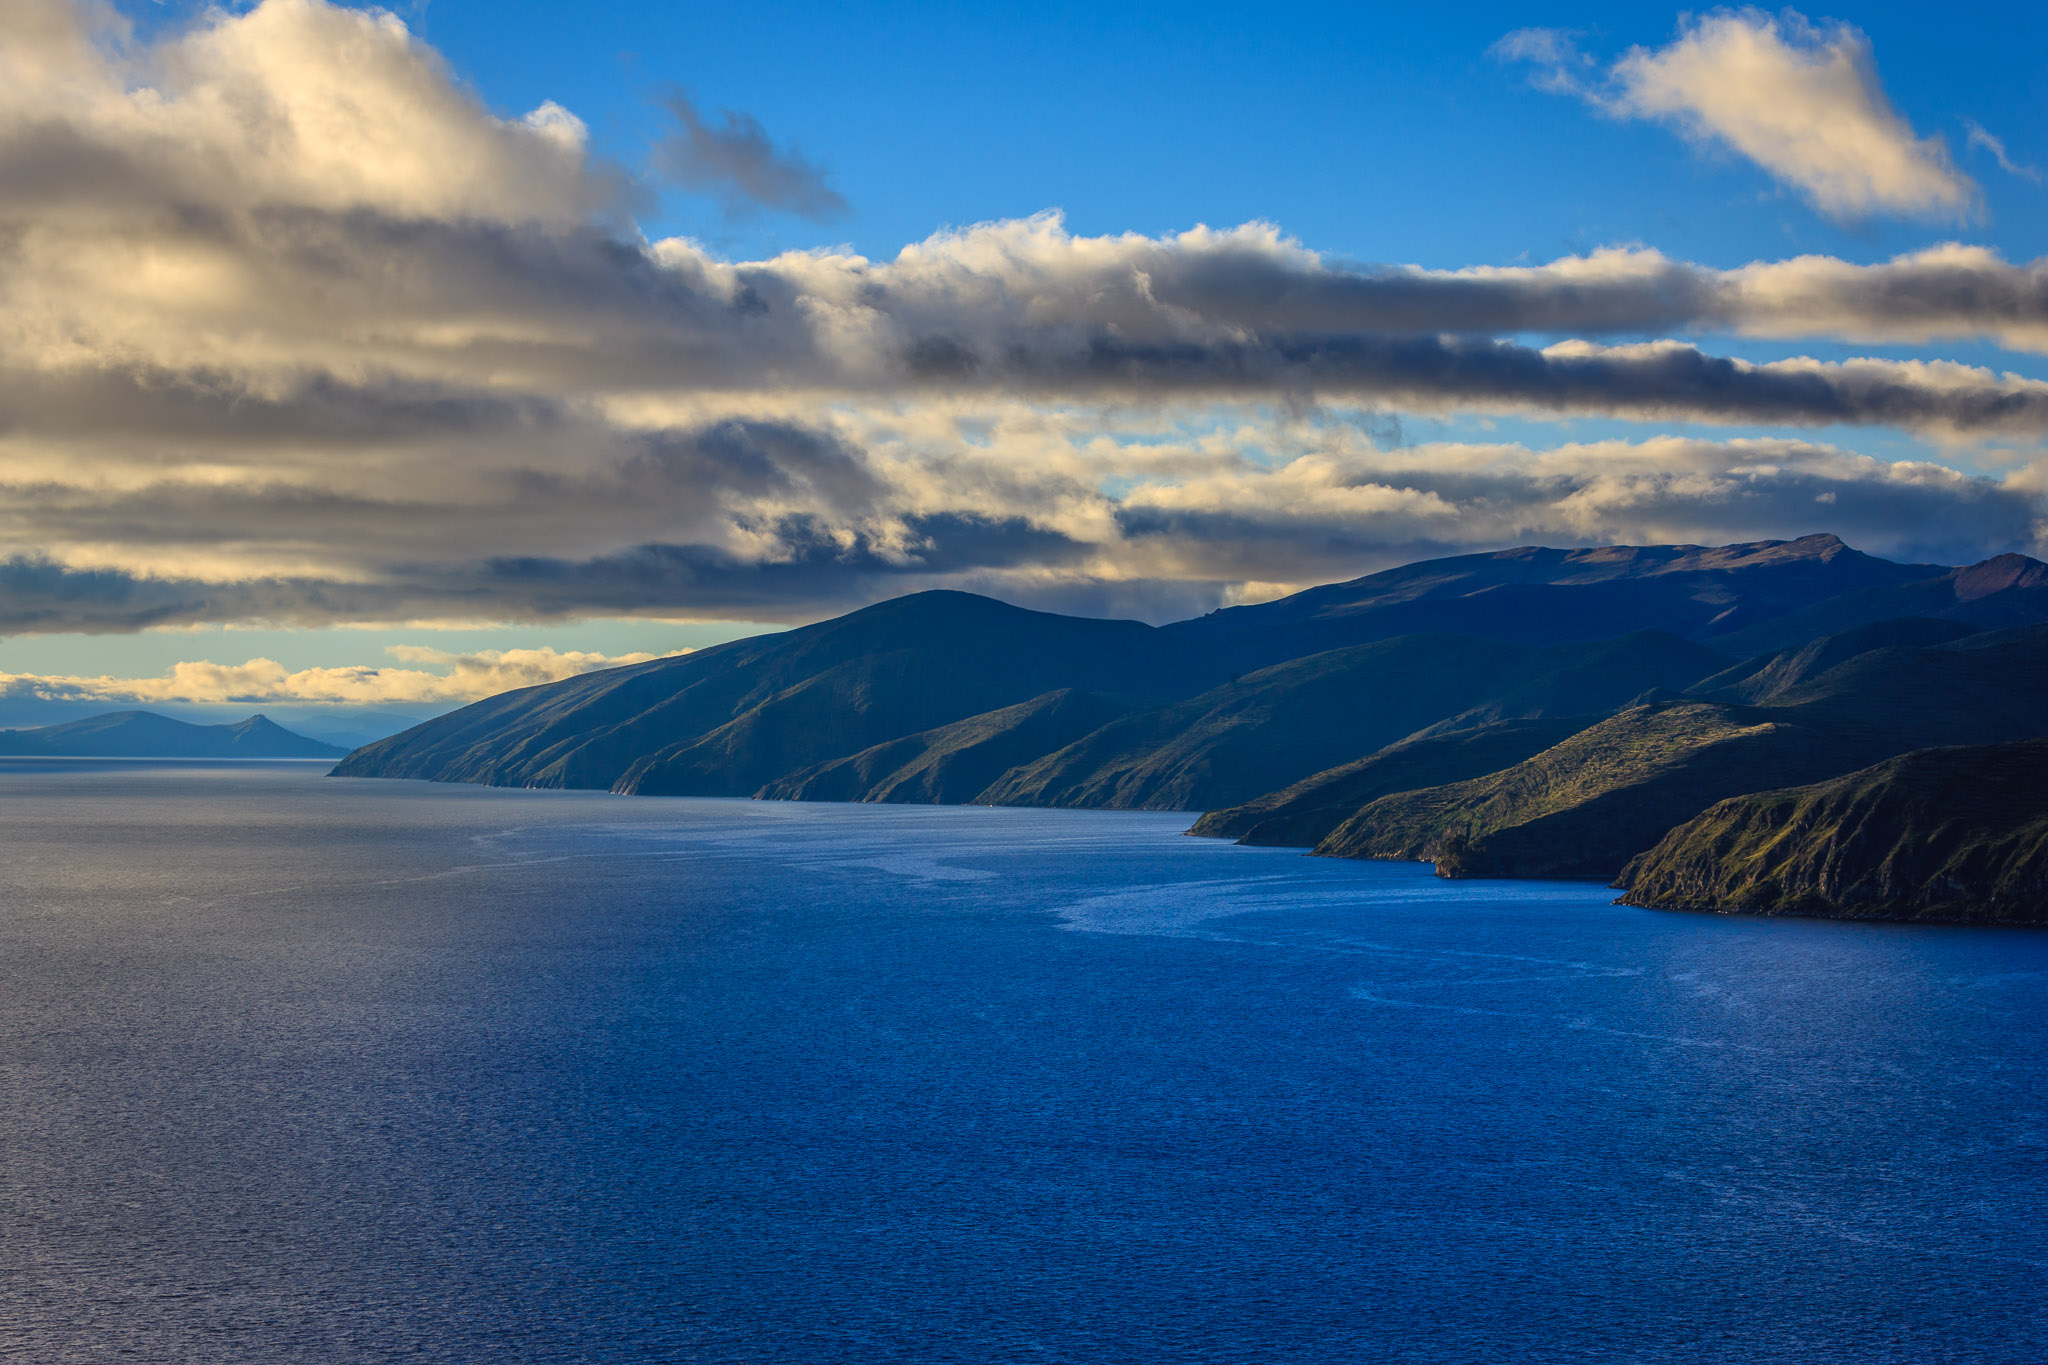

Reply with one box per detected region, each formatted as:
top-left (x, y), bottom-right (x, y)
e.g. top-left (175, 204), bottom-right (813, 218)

top-left (2, 0), bottom-right (2047, 735)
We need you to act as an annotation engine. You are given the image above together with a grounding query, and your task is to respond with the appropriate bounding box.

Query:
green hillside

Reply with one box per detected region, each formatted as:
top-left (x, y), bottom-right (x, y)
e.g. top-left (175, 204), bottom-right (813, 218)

top-left (1616, 740), bottom-right (2048, 924)
top-left (332, 539), bottom-right (2048, 875)
top-left (759, 690), bottom-right (1141, 804)
top-left (1314, 701), bottom-right (1855, 879)
top-left (335, 591), bottom-right (1215, 793)
top-left (976, 631), bottom-right (1727, 812)
top-left (1187, 717), bottom-right (1588, 846)
top-left (1308, 624), bottom-right (2048, 881)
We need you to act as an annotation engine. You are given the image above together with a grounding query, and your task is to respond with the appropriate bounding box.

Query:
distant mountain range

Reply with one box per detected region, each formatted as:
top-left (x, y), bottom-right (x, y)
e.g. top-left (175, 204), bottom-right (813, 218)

top-left (334, 534), bottom-right (2048, 923)
top-left (0, 711), bottom-right (345, 759)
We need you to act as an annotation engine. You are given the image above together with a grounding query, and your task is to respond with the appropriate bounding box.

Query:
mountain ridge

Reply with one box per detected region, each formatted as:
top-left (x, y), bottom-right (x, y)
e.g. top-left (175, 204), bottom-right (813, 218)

top-left (0, 711), bottom-right (345, 759)
top-left (1303, 622), bottom-right (2048, 881)
top-left (342, 534), bottom-right (1994, 800)
top-left (328, 535), bottom-right (2048, 922)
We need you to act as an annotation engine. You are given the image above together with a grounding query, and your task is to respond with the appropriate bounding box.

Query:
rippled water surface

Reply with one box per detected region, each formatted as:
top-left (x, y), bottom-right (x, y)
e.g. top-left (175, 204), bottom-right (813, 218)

top-left (2, 762), bottom-right (2045, 1363)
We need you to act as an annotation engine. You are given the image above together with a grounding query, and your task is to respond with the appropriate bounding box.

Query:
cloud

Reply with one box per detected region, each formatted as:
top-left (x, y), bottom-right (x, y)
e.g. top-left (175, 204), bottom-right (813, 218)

top-left (0, 0), bottom-right (2041, 639)
top-left (1964, 119), bottom-right (2041, 184)
top-left (653, 90), bottom-right (848, 221)
top-left (0, 645), bottom-right (680, 707)
top-left (1105, 435), bottom-right (2040, 583)
top-left (0, 423), bottom-right (2035, 630)
top-left (1501, 11), bottom-right (1975, 222)
top-left (1489, 28), bottom-right (1595, 96)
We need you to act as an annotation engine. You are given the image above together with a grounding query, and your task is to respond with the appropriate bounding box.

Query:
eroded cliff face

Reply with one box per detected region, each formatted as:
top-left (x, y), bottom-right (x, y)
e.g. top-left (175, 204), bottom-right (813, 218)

top-left (1615, 739), bottom-right (2048, 924)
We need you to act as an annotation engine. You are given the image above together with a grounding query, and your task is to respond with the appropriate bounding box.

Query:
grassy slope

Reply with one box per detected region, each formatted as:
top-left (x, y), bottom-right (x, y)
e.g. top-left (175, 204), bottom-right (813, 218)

top-left (985, 632), bottom-right (1730, 813)
top-left (977, 635), bottom-right (1526, 812)
top-left (1687, 617), bottom-right (1979, 704)
top-left (1187, 717), bottom-right (1589, 846)
top-left (335, 592), bottom-right (1216, 793)
top-left (758, 689), bottom-right (1141, 804)
top-left (1311, 623), bottom-right (2048, 881)
top-left (1314, 702), bottom-right (1853, 879)
top-left (1616, 740), bottom-right (2048, 924)
top-left (976, 632), bottom-right (1727, 813)
top-left (329, 541), bottom-right (2048, 816)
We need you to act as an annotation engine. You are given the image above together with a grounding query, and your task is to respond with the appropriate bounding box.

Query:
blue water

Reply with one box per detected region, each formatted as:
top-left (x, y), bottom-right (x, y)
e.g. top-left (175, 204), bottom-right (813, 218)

top-left (2, 763), bottom-right (2045, 1363)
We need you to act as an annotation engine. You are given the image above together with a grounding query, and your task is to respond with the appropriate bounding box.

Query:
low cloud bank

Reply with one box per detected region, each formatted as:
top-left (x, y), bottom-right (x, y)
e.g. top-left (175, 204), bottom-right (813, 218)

top-left (0, 428), bottom-right (2035, 630)
top-left (0, 645), bottom-right (678, 707)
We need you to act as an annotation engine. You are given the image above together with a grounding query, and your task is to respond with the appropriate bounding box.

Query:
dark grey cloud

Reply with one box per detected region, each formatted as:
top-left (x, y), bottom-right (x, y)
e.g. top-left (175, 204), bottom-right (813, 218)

top-left (16, 185), bottom-right (2048, 447)
top-left (653, 90), bottom-right (849, 222)
top-left (0, 556), bottom-right (322, 634)
top-left (0, 419), bottom-right (893, 563)
top-left (1, 425), bottom-right (2038, 634)
top-left (0, 361), bottom-right (570, 446)
top-left (470, 511), bottom-right (1089, 615)
top-left (939, 332), bottom-right (2048, 436)
top-left (1113, 468), bottom-right (2039, 578)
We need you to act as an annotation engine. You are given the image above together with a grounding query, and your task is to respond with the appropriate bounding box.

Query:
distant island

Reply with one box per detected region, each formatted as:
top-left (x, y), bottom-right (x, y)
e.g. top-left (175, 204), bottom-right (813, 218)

top-left (333, 535), bottom-right (2048, 924)
top-left (0, 712), bottom-right (346, 759)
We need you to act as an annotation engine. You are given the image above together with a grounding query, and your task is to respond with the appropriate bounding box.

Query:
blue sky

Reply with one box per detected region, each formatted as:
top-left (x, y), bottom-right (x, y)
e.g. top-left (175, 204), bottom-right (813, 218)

top-left (403, 0), bottom-right (2047, 269)
top-left (1, 0), bottom-right (2045, 733)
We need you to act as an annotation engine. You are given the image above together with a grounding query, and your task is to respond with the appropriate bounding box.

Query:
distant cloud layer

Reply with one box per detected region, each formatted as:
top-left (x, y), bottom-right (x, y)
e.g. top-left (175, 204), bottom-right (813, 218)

top-left (1499, 11), bottom-right (1976, 222)
top-left (0, 646), bottom-right (677, 707)
top-left (0, 0), bottom-right (2041, 637)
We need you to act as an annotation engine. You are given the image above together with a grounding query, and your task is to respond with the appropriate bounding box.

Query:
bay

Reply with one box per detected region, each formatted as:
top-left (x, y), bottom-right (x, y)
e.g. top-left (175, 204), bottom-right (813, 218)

top-left (2, 762), bottom-right (2044, 1363)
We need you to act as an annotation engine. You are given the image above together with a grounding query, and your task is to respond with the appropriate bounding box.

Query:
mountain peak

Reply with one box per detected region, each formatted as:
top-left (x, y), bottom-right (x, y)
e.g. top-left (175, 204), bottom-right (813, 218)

top-left (1954, 553), bottom-right (2048, 600)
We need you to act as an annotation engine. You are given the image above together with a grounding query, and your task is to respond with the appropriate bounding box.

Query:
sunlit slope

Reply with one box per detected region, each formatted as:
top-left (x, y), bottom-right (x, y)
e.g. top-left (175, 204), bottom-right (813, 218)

top-left (1315, 701), bottom-right (1847, 879)
top-left (1312, 624), bottom-right (2048, 880)
top-left (1187, 717), bottom-right (1589, 846)
top-left (1617, 740), bottom-right (2048, 924)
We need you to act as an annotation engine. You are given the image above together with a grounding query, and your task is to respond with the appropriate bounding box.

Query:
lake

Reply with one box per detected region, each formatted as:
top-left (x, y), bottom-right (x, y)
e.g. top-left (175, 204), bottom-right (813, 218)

top-left (2, 761), bottom-right (2044, 1363)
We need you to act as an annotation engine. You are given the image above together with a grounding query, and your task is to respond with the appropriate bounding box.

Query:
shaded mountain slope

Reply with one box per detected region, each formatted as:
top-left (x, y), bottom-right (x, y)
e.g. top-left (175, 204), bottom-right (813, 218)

top-left (335, 591), bottom-right (1223, 792)
top-left (1617, 740), bottom-right (2048, 924)
top-left (1709, 553), bottom-right (2048, 658)
top-left (0, 711), bottom-right (343, 758)
top-left (975, 631), bottom-right (1728, 813)
top-left (1687, 616), bottom-right (1981, 704)
top-left (758, 689), bottom-right (1141, 804)
top-left (1312, 624), bottom-right (2048, 880)
top-left (1766, 623), bottom-right (2048, 749)
top-left (1161, 534), bottom-right (1940, 665)
top-left (1188, 717), bottom-right (1589, 846)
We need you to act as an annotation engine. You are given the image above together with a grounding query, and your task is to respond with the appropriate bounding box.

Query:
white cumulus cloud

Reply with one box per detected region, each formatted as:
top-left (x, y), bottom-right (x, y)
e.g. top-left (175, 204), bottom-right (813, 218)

top-left (1501, 10), bottom-right (1976, 222)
